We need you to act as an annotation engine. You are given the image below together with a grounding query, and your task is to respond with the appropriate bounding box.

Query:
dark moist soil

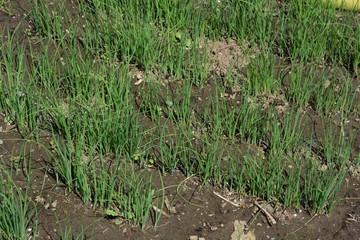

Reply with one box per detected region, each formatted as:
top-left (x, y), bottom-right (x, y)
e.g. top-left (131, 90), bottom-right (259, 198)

top-left (1, 1), bottom-right (360, 240)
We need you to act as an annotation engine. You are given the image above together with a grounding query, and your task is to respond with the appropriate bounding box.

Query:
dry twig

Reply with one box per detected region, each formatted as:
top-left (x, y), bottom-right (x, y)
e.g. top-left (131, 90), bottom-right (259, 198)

top-left (213, 191), bottom-right (241, 207)
top-left (253, 201), bottom-right (277, 226)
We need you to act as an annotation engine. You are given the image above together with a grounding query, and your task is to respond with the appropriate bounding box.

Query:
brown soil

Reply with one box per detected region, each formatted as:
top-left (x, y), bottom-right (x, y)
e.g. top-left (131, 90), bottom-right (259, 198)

top-left (1, 1), bottom-right (359, 240)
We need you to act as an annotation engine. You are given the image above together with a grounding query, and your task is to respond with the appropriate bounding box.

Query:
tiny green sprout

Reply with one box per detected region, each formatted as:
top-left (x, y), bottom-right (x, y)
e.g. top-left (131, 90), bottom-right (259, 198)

top-left (10, 155), bottom-right (21, 163)
top-left (24, 28), bottom-right (33, 37)
top-left (114, 219), bottom-right (123, 225)
top-left (105, 209), bottom-right (120, 217)
top-left (4, 114), bottom-right (12, 124)
top-left (49, 140), bottom-right (57, 153)
top-left (100, 54), bottom-right (108, 60)
top-left (156, 105), bottom-right (162, 115)
top-left (132, 152), bottom-right (141, 161)
top-left (126, 211), bottom-right (134, 220)
top-left (185, 38), bottom-right (192, 48)
top-left (175, 32), bottom-right (182, 41)
top-left (149, 157), bottom-right (155, 165)
top-left (166, 100), bottom-right (173, 107)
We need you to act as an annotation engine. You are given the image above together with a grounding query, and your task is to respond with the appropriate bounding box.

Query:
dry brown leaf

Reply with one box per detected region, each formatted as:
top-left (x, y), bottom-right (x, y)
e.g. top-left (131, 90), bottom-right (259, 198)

top-left (165, 196), bottom-right (177, 214)
top-left (35, 196), bottom-right (45, 204)
top-left (51, 200), bottom-right (58, 208)
top-left (324, 79), bottom-right (331, 89)
top-left (152, 205), bottom-right (170, 218)
top-left (231, 220), bottom-right (256, 240)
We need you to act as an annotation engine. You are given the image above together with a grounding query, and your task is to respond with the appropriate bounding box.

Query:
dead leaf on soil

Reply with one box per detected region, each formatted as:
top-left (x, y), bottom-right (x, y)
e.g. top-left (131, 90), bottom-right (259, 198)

top-left (189, 235), bottom-right (205, 240)
top-left (324, 79), bottom-right (331, 89)
top-left (51, 200), bottom-right (58, 208)
top-left (152, 205), bottom-right (170, 218)
top-left (165, 196), bottom-right (177, 214)
top-left (231, 220), bottom-right (256, 240)
top-left (35, 196), bottom-right (45, 204)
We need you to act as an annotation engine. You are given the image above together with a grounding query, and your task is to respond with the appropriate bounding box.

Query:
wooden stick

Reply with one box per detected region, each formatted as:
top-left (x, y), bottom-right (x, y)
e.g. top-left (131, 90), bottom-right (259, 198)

top-left (213, 191), bottom-right (241, 208)
top-left (253, 201), bottom-right (277, 226)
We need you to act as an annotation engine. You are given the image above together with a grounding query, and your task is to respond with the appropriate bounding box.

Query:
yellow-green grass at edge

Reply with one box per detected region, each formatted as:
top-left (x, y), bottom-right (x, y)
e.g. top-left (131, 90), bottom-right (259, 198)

top-left (321, 0), bottom-right (360, 10)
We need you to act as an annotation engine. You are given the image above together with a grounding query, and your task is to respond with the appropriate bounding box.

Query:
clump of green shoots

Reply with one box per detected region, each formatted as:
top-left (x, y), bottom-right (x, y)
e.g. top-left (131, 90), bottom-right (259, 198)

top-left (0, 167), bottom-right (38, 240)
